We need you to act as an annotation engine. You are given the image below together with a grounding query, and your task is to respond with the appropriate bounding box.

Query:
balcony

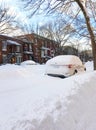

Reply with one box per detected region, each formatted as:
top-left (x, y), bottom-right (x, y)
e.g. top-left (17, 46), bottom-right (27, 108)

top-left (41, 46), bottom-right (50, 51)
top-left (23, 51), bottom-right (33, 54)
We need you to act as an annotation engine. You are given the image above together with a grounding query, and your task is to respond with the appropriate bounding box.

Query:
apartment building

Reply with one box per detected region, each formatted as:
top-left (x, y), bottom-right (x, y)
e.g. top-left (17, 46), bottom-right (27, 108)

top-left (0, 35), bottom-right (23, 64)
top-left (0, 33), bottom-right (59, 64)
top-left (16, 33), bottom-right (59, 63)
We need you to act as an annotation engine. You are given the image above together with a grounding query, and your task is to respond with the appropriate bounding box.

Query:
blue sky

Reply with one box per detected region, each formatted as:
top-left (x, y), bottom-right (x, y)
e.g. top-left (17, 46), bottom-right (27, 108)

top-left (0, 0), bottom-right (27, 22)
top-left (0, 0), bottom-right (92, 50)
top-left (0, 0), bottom-right (52, 27)
top-left (0, 0), bottom-right (58, 35)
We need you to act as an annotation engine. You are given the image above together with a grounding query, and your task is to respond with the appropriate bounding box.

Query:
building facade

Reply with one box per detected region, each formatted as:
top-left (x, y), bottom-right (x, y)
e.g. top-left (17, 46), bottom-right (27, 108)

top-left (0, 34), bottom-right (59, 64)
top-left (0, 35), bottom-right (23, 64)
top-left (16, 33), bottom-right (59, 64)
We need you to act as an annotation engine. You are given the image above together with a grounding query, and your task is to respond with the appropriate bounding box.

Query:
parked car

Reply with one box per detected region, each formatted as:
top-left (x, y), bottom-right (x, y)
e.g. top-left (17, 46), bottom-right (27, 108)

top-left (45, 55), bottom-right (86, 78)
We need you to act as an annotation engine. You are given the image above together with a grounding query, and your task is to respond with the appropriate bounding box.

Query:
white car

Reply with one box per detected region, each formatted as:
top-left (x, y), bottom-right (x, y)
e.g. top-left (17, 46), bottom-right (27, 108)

top-left (45, 55), bottom-right (86, 78)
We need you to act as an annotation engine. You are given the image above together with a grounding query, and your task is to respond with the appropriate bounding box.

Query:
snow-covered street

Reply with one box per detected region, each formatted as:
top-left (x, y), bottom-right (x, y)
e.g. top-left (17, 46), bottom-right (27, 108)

top-left (0, 62), bottom-right (96, 130)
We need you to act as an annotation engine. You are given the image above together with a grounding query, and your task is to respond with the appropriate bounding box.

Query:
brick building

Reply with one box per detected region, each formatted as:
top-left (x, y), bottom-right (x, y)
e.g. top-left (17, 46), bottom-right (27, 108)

top-left (0, 35), bottom-right (23, 64)
top-left (0, 33), bottom-right (59, 64)
top-left (16, 33), bottom-right (59, 63)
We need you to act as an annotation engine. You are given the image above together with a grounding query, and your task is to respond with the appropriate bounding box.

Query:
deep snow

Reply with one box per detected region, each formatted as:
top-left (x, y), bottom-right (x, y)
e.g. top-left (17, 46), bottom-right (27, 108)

top-left (0, 61), bottom-right (95, 130)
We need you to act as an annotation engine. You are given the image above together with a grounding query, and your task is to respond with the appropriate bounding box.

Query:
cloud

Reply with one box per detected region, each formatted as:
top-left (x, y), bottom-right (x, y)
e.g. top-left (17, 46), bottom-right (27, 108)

top-left (0, 0), bottom-right (27, 23)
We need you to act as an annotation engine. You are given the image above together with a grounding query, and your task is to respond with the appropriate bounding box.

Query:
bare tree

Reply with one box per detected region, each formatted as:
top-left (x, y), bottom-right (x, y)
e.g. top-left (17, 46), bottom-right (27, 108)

top-left (0, 3), bottom-right (17, 35)
top-left (21, 0), bottom-right (96, 69)
top-left (74, 0), bottom-right (96, 69)
top-left (39, 20), bottom-right (76, 44)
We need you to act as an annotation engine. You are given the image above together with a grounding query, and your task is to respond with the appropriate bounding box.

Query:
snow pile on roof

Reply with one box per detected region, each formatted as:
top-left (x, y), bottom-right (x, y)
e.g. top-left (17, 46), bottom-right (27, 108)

top-left (7, 40), bottom-right (21, 46)
top-left (0, 62), bottom-right (96, 130)
top-left (46, 55), bottom-right (83, 65)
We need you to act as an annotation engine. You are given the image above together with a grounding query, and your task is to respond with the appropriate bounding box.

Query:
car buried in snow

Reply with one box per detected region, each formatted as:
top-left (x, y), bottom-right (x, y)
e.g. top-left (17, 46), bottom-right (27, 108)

top-left (45, 55), bottom-right (86, 78)
top-left (20, 60), bottom-right (37, 66)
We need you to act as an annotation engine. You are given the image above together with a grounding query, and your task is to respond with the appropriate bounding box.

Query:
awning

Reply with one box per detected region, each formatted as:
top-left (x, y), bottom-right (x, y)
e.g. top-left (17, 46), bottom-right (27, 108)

top-left (7, 40), bottom-right (21, 46)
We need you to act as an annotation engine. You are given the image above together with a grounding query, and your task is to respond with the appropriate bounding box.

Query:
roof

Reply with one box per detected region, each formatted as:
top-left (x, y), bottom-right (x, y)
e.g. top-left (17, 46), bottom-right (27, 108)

top-left (16, 33), bottom-right (59, 44)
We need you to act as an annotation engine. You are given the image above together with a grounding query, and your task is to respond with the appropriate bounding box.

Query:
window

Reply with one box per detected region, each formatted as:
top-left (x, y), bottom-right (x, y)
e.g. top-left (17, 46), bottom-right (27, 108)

top-left (2, 41), bottom-right (7, 51)
top-left (44, 41), bottom-right (47, 47)
top-left (41, 50), bottom-right (45, 58)
top-left (16, 46), bottom-right (21, 52)
top-left (41, 49), bottom-right (48, 58)
top-left (31, 39), bottom-right (34, 43)
top-left (24, 44), bottom-right (28, 51)
top-left (35, 39), bottom-right (38, 45)
top-left (29, 44), bottom-right (32, 51)
top-left (35, 48), bottom-right (38, 55)
top-left (51, 50), bottom-right (54, 57)
top-left (42, 41), bottom-right (44, 46)
top-left (45, 50), bottom-right (47, 55)
top-left (29, 55), bottom-right (32, 60)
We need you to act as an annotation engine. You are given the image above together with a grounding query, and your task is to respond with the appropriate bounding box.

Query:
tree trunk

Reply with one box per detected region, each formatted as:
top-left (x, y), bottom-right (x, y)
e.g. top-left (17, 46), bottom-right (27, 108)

top-left (75, 0), bottom-right (96, 70)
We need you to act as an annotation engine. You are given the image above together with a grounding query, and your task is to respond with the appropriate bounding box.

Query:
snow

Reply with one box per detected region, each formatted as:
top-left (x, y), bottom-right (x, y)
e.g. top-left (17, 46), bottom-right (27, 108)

top-left (0, 60), bottom-right (96, 130)
top-left (84, 61), bottom-right (93, 71)
top-left (20, 60), bottom-right (37, 66)
top-left (45, 55), bottom-right (85, 77)
top-left (7, 40), bottom-right (21, 46)
top-left (46, 55), bottom-right (83, 65)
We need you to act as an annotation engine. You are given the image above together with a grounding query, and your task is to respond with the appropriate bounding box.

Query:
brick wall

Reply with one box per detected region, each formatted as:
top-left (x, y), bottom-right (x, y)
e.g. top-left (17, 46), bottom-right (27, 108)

top-left (0, 34), bottom-right (59, 64)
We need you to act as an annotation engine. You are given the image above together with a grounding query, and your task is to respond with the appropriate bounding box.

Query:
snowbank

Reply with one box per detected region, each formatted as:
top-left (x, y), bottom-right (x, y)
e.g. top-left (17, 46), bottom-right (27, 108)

top-left (20, 60), bottom-right (37, 66)
top-left (0, 64), bottom-right (29, 79)
top-left (85, 61), bottom-right (93, 71)
top-left (0, 64), bottom-right (96, 130)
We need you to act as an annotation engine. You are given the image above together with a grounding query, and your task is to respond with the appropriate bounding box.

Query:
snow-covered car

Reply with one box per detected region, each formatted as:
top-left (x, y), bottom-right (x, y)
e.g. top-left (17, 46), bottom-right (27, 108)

top-left (20, 60), bottom-right (37, 66)
top-left (45, 55), bottom-right (86, 78)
